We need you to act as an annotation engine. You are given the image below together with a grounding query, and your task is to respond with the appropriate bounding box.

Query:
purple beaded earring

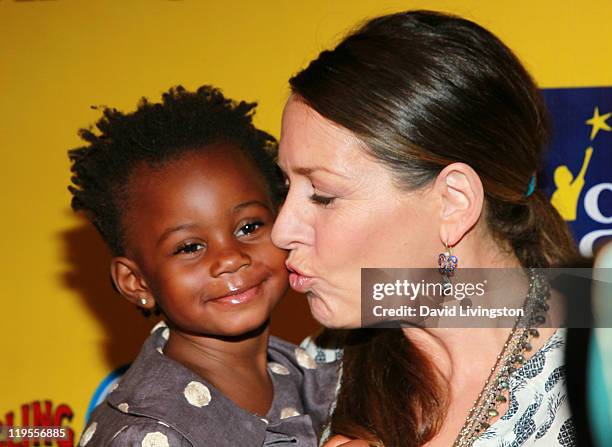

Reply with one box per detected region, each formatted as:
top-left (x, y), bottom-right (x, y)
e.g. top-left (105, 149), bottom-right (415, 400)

top-left (438, 241), bottom-right (458, 277)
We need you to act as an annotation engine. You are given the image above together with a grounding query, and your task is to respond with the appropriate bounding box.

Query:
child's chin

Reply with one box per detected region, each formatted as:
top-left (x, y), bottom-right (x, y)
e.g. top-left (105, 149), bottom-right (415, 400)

top-left (212, 316), bottom-right (270, 338)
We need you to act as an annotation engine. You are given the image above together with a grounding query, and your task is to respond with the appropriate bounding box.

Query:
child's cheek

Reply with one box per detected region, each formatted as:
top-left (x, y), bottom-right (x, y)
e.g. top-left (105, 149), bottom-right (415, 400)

top-left (156, 261), bottom-right (208, 298)
top-left (267, 246), bottom-right (289, 276)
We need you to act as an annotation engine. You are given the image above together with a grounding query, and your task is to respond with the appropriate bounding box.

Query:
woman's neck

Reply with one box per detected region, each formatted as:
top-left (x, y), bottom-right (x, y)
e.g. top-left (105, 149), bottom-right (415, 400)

top-left (449, 223), bottom-right (522, 270)
top-left (405, 228), bottom-right (530, 379)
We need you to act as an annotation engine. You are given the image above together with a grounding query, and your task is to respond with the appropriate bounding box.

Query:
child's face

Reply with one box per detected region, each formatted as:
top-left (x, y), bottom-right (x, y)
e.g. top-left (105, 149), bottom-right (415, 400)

top-left (118, 145), bottom-right (289, 337)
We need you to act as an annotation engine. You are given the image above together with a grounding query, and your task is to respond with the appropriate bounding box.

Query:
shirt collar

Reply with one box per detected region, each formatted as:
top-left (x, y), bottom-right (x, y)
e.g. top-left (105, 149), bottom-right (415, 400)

top-left (108, 324), bottom-right (269, 446)
top-left (106, 323), bottom-right (327, 447)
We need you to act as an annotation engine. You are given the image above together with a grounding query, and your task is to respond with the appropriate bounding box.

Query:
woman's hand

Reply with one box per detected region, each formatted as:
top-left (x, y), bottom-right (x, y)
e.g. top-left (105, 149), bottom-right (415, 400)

top-left (322, 434), bottom-right (371, 447)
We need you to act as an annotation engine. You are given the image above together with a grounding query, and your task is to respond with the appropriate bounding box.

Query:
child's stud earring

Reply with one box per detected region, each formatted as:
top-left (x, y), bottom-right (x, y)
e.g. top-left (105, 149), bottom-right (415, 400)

top-left (140, 298), bottom-right (148, 306)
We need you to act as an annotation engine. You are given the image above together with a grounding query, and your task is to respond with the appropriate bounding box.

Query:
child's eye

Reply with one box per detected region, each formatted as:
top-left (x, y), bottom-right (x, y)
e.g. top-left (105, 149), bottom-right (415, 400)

top-left (235, 221), bottom-right (264, 237)
top-left (174, 242), bottom-right (205, 255)
top-left (309, 193), bottom-right (336, 206)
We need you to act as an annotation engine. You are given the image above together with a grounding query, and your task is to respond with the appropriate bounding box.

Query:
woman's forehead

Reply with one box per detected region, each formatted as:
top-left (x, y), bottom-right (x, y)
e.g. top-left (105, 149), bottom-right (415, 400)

top-left (279, 98), bottom-right (368, 175)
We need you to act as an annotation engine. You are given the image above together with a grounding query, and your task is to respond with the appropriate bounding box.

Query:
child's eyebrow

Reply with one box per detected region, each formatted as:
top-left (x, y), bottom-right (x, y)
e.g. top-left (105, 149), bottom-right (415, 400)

top-left (157, 223), bottom-right (200, 246)
top-left (232, 200), bottom-right (271, 213)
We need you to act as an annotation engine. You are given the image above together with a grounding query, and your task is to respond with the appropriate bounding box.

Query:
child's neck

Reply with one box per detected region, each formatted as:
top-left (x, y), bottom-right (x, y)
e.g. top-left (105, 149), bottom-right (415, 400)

top-left (163, 323), bottom-right (274, 417)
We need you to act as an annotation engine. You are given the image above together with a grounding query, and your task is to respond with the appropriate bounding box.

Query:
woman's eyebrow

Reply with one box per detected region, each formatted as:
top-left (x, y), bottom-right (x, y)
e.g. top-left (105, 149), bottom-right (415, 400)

top-left (291, 166), bottom-right (350, 179)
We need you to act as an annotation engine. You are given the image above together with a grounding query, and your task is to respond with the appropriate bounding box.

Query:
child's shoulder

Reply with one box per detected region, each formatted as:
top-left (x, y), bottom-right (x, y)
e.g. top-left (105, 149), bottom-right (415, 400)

top-left (79, 322), bottom-right (223, 446)
top-left (80, 401), bottom-right (191, 446)
top-left (267, 334), bottom-right (341, 435)
top-left (268, 335), bottom-right (317, 370)
top-left (77, 323), bottom-right (195, 446)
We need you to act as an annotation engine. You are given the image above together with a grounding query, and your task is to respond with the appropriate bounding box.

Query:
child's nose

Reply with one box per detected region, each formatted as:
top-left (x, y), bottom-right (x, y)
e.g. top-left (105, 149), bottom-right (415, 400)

top-left (209, 247), bottom-right (251, 277)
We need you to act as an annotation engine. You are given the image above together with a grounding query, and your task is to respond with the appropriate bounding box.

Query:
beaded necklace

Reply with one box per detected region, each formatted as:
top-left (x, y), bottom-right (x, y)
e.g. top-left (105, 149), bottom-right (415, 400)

top-left (453, 269), bottom-right (551, 446)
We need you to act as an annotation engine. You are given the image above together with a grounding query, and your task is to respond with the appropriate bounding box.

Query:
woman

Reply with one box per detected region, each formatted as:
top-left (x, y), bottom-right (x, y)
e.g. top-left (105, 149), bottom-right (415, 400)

top-left (271, 10), bottom-right (580, 447)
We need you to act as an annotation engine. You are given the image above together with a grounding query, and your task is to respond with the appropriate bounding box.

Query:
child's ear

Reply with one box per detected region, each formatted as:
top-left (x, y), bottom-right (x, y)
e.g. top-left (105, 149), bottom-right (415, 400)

top-left (110, 257), bottom-right (156, 311)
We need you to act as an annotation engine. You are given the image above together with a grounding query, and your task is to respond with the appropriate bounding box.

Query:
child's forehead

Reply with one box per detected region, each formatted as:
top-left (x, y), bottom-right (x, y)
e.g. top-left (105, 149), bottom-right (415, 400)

top-left (123, 144), bottom-right (272, 212)
top-left (128, 143), bottom-right (259, 184)
top-left (141, 142), bottom-right (244, 169)
top-left (118, 143), bottom-right (275, 249)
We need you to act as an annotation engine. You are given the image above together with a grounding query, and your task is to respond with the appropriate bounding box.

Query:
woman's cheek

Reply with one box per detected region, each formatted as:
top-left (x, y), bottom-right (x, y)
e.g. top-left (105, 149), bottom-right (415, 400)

top-left (317, 218), bottom-right (353, 265)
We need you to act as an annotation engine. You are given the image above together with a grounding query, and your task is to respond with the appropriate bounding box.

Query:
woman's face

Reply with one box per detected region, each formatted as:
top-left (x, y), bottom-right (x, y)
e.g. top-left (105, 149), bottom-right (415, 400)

top-left (272, 97), bottom-right (440, 328)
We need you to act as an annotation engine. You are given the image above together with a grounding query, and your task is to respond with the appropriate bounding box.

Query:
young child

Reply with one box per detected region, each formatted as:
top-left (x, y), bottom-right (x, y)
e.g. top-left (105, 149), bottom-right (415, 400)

top-left (68, 86), bottom-right (338, 446)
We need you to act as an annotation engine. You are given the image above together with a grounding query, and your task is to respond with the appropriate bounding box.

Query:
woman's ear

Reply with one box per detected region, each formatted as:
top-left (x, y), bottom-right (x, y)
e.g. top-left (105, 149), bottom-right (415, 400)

top-left (110, 257), bottom-right (156, 310)
top-left (433, 162), bottom-right (484, 246)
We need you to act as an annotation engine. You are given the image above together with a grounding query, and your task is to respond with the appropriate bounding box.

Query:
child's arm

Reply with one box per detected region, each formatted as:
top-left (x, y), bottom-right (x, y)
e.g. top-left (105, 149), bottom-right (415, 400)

top-left (79, 406), bottom-right (192, 447)
top-left (104, 422), bottom-right (192, 447)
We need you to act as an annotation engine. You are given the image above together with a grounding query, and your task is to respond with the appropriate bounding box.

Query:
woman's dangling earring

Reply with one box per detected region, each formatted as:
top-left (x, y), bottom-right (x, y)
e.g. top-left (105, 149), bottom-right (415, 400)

top-left (438, 241), bottom-right (458, 280)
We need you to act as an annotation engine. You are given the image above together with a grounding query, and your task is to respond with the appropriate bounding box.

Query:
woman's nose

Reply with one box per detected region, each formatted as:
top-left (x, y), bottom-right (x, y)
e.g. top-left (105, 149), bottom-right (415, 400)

top-left (271, 194), bottom-right (307, 250)
top-left (209, 245), bottom-right (251, 277)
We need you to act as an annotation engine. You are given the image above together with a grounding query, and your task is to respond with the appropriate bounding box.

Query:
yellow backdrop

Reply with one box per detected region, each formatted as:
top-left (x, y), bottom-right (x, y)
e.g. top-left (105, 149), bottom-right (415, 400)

top-left (1, 0), bottom-right (611, 443)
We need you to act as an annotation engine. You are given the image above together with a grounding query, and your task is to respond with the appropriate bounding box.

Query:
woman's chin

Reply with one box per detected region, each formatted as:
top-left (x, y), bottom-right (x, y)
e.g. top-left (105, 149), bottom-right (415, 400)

top-left (306, 292), bottom-right (359, 329)
top-left (306, 292), bottom-right (334, 326)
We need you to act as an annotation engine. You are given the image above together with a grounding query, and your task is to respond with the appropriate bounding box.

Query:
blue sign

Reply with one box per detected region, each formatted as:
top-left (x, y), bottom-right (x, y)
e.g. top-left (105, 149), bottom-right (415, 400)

top-left (542, 87), bottom-right (612, 257)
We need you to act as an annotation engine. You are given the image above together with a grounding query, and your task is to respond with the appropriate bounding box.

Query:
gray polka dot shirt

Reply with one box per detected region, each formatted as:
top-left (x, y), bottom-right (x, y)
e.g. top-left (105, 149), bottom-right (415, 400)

top-left (79, 323), bottom-right (340, 446)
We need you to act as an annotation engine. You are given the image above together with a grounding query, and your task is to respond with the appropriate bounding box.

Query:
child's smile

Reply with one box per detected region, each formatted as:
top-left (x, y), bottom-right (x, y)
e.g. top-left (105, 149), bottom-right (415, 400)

top-left (117, 144), bottom-right (289, 337)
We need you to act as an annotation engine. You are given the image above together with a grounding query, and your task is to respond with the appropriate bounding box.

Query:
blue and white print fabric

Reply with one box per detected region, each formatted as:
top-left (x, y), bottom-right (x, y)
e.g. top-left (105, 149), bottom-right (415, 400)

top-left (302, 329), bottom-right (574, 446)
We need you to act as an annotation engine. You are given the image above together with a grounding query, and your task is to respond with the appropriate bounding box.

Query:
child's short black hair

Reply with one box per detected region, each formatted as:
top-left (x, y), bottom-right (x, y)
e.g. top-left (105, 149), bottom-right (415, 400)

top-left (68, 85), bottom-right (283, 256)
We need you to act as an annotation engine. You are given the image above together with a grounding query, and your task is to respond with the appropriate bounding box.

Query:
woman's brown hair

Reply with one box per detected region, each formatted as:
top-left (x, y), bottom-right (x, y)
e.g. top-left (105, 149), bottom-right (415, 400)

top-left (289, 10), bottom-right (578, 446)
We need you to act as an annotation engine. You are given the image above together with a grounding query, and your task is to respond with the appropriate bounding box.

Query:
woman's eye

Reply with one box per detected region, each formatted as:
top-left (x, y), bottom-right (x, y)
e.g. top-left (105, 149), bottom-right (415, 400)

top-left (309, 193), bottom-right (336, 206)
top-left (174, 242), bottom-right (205, 255)
top-left (236, 221), bottom-right (264, 237)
